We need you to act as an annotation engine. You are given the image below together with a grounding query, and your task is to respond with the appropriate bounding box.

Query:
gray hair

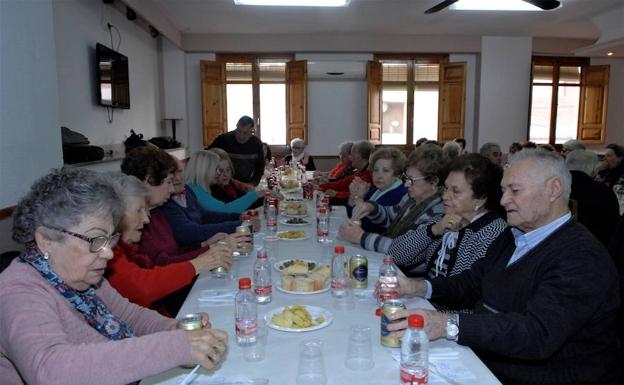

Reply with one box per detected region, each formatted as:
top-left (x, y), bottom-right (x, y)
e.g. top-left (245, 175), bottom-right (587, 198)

top-left (479, 142), bottom-right (501, 158)
top-left (12, 167), bottom-right (124, 244)
top-left (353, 140), bottom-right (375, 161)
top-left (185, 150), bottom-right (220, 192)
top-left (565, 150), bottom-right (598, 177)
top-left (338, 141), bottom-right (353, 155)
top-left (562, 139), bottom-right (586, 152)
top-left (508, 149), bottom-right (572, 202)
top-left (290, 138), bottom-right (305, 148)
top-left (442, 141), bottom-right (461, 160)
top-left (104, 172), bottom-right (149, 207)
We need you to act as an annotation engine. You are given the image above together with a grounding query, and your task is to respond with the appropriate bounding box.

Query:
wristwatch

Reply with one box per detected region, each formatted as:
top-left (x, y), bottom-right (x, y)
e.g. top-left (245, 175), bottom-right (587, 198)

top-left (445, 313), bottom-right (459, 341)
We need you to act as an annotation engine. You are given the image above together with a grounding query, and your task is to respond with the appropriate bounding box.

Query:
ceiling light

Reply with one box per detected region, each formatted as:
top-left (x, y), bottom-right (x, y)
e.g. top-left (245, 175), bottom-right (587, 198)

top-left (234, 0), bottom-right (350, 6)
top-left (451, 0), bottom-right (540, 11)
top-left (607, 52), bottom-right (614, 56)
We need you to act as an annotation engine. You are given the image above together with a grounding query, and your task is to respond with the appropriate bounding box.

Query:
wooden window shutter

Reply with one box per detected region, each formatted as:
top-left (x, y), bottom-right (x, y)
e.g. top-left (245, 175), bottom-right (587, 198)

top-left (438, 62), bottom-right (466, 143)
top-left (286, 60), bottom-right (308, 144)
top-left (367, 61), bottom-right (382, 144)
top-left (200, 60), bottom-right (227, 146)
top-left (578, 65), bottom-right (609, 144)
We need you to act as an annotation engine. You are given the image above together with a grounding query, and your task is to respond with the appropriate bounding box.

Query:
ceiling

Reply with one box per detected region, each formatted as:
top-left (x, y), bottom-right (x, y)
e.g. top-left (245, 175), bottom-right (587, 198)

top-left (151, 0), bottom-right (623, 39)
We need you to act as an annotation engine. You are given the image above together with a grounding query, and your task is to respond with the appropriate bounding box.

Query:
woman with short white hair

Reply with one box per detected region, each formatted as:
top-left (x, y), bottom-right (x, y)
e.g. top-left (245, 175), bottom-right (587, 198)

top-left (284, 137), bottom-right (316, 171)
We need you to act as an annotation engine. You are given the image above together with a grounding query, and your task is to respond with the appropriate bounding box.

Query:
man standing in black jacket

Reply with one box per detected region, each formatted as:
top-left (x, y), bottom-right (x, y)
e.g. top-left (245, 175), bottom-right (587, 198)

top-left (208, 116), bottom-right (265, 186)
top-left (388, 149), bottom-right (620, 385)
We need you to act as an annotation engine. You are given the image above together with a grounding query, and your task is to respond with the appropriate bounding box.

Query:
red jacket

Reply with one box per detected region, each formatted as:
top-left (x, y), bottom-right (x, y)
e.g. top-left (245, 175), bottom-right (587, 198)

top-left (106, 242), bottom-right (197, 308)
top-left (319, 169), bottom-right (372, 200)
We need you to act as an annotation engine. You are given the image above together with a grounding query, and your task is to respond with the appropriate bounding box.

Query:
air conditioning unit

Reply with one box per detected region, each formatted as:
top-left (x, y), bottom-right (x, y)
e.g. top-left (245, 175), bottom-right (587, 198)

top-left (307, 61), bottom-right (367, 80)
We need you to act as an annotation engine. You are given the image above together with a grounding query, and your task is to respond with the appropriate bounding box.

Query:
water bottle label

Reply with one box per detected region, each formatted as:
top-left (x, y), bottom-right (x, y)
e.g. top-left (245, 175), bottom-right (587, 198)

top-left (317, 229), bottom-right (329, 236)
top-left (331, 279), bottom-right (348, 289)
top-left (254, 285), bottom-right (272, 295)
top-left (400, 368), bottom-right (428, 384)
top-left (235, 320), bottom-right (257, 337)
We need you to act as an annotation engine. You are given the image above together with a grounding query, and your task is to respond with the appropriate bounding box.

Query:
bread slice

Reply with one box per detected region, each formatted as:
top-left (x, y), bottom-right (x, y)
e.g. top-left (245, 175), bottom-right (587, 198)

top-left (284, 260), bottom-right (309, 275)
top-left (308, 272), bottom-right (326, 291)
top-left (282, 274), bottom-right (295, 291)
top-left (313, 265), bottom-right (331, 280)
top-left (292, 277), bottom-right (314, 292)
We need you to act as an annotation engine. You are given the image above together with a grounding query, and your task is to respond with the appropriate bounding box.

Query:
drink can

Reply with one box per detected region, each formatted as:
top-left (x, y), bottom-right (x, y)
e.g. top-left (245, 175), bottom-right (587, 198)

top-left (350, 254), bottom-right (368, 289)
top-left (236, 225), bottom-right (253, 254)
top-left (380, 299), bottom-right (407, 347)
top-left (176, 313), bottom-right (203, 331)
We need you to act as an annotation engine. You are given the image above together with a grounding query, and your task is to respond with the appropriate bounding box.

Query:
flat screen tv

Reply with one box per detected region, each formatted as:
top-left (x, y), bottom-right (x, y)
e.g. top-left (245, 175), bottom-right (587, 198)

top-left (96, 43), bottom-right (130, 109)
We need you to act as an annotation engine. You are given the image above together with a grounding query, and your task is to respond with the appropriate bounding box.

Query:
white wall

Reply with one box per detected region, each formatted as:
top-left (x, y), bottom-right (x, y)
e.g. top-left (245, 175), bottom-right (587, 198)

top-left (0, 0), bottom-right (62, 209)
top-left (161, 38), bottom-right (188, 146)
top-left (477, 36), bottom-right (532, 150)
top-left (185, 53), bottom-right (217, 155)
top-left (592, 57), bottom-right (624, 147)
top-left (52, 0), bottom-right (162, 146)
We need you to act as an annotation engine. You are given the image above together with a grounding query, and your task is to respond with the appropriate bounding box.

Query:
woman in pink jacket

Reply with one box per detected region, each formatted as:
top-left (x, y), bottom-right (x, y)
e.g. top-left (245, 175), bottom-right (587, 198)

top-left (0, 167), bottom-right (227, 385)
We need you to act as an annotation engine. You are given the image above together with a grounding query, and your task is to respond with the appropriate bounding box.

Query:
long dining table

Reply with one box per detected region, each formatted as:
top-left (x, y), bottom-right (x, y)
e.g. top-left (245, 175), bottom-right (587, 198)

top-left (140, 196), bottom-right (502, 385)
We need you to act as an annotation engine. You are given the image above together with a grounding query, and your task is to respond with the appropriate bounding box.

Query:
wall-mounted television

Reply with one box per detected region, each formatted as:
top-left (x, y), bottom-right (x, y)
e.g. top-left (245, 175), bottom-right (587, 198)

top-left (96, 43), bottom-right (130, 109)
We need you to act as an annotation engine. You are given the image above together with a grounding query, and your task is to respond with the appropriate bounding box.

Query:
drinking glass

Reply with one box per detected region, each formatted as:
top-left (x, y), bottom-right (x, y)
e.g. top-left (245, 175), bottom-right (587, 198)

top-left (344, 325), bottom-right (374, 371)
top-left (296, 339), bottom-right (327, 385)
top-left (263, 235), bottom-right (280, 260)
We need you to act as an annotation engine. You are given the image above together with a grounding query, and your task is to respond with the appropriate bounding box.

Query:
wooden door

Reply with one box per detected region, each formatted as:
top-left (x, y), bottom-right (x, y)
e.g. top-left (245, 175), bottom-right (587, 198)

top-left (578, 65), bottom-right (609, 144)
top-left (200, 61), bottom-right (227, 146)
top-left (367, 61), bottom-right (383, 144)
top-left (286, 60), bottom-right (307, 143)
top-left (438, 62), bottom-right (466, 143)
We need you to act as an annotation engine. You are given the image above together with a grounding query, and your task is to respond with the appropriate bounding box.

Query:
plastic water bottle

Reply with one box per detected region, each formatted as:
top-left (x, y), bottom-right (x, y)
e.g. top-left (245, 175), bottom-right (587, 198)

top-left (266, 203), bottom-right (278, 233)
top-left (235, 277), bottom-right (257, 346)
top-left (400, 314), bottom-right (429, 385)
top-left (376, 257), bottom-right (399, 305)
top-left (242, 214), bottom-right (254, 233)
top-left (316, 206), bottom-right (330, 243)
top-left (253, 248), bottom-right (272, 304)
top-left (331, 245), bottom-right (351, 298)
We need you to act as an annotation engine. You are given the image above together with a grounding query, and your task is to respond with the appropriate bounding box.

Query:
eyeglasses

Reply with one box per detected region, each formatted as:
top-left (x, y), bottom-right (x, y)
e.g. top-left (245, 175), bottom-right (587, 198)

top-left (216, 167), bottom-right (231, 176)
top-left (48, 226), bottom-right (120, 253)
top-left (401, 173), bottom-right (427, 186)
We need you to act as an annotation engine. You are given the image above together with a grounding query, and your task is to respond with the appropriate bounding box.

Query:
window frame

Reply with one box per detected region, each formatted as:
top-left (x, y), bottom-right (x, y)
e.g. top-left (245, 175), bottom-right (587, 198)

top-left (217, 53), bottom-right (294, 142)
top-left (374, 53), bottom-right (448, 149)
top-left (528, 56), bottom-right (590, 144)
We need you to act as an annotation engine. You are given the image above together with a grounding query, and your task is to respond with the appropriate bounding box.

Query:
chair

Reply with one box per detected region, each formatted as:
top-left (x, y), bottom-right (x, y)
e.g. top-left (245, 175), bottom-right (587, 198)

top-left (0, 251), bottom-right (21, 274)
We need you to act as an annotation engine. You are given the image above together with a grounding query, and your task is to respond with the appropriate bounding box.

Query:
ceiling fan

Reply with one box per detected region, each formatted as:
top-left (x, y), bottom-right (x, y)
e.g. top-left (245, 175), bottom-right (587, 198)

top-left (425, 0), bottom-right (561, 14)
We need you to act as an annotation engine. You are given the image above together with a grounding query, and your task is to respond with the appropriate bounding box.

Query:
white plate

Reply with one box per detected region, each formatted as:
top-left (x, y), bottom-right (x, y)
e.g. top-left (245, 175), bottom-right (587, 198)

top-left (276, 231), bottom-right (310, 241)
top-left (279, 218), bottom-right (311, 226)
top-left (275, 281), bottom-right (330, 295)
top-left (265, 305), bottom-right (333, 332)
top-left (282, 213), bottom-right (309, 218)
top-left (273, 259), bottom-right (321, 272)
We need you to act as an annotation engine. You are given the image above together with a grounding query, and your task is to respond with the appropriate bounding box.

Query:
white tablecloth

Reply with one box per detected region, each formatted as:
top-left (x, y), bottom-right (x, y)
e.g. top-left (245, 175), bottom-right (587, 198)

top-left (140, 201), bottom-right (501, 385)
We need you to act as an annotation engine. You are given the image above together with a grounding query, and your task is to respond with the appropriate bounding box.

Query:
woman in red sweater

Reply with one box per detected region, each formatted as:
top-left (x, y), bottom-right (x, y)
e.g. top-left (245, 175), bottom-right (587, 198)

top-left (105, 172), bottom-right (233, 311)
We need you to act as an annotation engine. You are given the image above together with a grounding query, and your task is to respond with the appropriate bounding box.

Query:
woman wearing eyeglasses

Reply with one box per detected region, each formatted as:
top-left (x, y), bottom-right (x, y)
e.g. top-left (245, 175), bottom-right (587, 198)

top-left (339, 144), bottom-right (445, 254)
top-left (389, 154), bottom-right (507, 284)
top-left (209, 148), bottom-right (263, 208)
top-left (345, 147), bottom-right (408, 232)
top-left (187, 150), bottom-right (272, 214)
top-left (284, 137), bottom-right (316, 171)
top-left (0, 168), bottom-right (227, 385)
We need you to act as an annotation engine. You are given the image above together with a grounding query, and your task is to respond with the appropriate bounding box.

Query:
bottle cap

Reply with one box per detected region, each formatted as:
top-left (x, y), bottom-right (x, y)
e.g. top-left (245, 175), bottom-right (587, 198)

top-left (239, 277), bottom-right (252, 289)
top-left (408, 314), bottom-right (425, 328)
top-left (375, 308), bottom-right (381, 317)
top-left (335, 245), bottom-right (345, 253)
top-left (242, 214), bottom-right (252, 221)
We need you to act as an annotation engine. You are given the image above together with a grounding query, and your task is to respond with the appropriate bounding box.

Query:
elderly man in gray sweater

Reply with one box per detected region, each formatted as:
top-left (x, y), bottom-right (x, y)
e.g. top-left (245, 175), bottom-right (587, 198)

top-left (387, 149), bottom-right (620, 385)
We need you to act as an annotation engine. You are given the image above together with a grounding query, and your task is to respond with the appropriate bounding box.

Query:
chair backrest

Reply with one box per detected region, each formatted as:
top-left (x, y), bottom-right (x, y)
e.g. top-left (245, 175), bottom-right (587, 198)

top-left (0, 251), bottom-right (21, 274)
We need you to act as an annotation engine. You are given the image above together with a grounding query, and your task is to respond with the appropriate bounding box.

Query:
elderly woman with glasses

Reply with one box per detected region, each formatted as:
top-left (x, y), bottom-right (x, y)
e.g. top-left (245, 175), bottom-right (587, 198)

top-left (387, 154), bottom-right (507, 285)
top-left (284, 137), bottom-right (316, 171)
top-left (346, 146), bottom-right (408, 232)
top-left (209, 148), bottom-right (263, 207)
top-left (187, 150), bottom-right (275, 214)
top-left (339, 144), bottom-right (445, 254)
top-left (0, 168), bottom-right (227, 385)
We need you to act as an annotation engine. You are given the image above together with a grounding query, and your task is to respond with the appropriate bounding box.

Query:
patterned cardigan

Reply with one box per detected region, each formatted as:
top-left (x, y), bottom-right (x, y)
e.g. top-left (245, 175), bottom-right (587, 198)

top-left (390, 211), bottom-right (507, 278)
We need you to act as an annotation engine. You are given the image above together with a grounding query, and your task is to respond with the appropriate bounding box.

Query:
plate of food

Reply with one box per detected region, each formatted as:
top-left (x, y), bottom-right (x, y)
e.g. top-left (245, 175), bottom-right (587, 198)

top-left (280, 201), bottom-right (308, 217)
top-left (276, 230), bottom-right (309, 241)
top-left (274, 259), bottom-right (329, 274)
top-left (280, 217), bottom-right (311, 226)
top-left (276, 276), bottom-right (330, 295)
top-left (265, 305), bottom-right (333, 332)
